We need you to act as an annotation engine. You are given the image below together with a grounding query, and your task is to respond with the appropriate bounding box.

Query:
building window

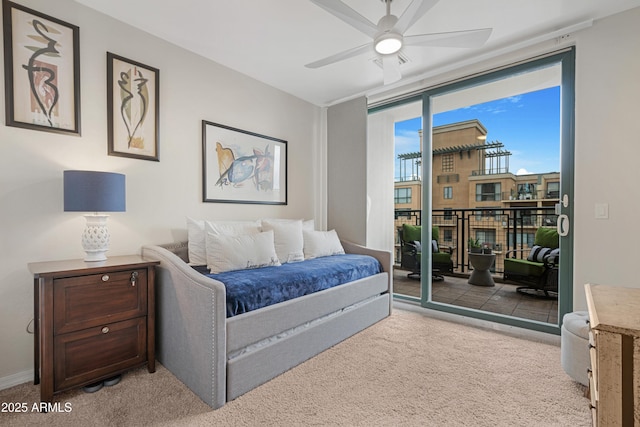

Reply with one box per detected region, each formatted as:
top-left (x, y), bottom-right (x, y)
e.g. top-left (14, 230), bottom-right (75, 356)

top-left (514, 210), bottom-right (534, 226)
top-left (476, 183), bottom-right (501, 201)
top-left (507, 232), bottom-right (536, 247)
top-left (517, 183), bottom-right (536, 199)
top-left (475, 229), bottom-right (496, 246)
top-left (443, 208), bottom-right (453, 220)
top-left (443, 229), bottom-right (453, 242)
top-left (443, 186), bottom-right (453, 199)
top-left (394, 187), bottom-right (412, 204)
top-left (442, 154), bottom-right (454, 172)
top-left (547, 182), bottom-right (560, 199)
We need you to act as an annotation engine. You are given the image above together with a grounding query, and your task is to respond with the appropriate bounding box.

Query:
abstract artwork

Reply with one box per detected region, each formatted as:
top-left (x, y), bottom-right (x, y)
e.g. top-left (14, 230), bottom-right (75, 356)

top-left (107, 52), bottom-right (159, 161)
top-left (2, 0), bottom-right (81, 134)
top-left (202, 121), bottom-right (287, 205)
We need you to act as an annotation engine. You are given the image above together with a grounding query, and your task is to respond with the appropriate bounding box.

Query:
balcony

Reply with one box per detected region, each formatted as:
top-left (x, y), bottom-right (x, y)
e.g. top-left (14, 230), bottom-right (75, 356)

top-left (395, 207), bottom-right (558, 275)
top-left (503, 189), bottom-right (560, 201)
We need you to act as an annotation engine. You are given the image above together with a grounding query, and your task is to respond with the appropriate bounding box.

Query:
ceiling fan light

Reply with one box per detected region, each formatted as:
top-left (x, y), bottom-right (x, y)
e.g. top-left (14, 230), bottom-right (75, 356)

top-left (374, 33), bottom-right (402, 55)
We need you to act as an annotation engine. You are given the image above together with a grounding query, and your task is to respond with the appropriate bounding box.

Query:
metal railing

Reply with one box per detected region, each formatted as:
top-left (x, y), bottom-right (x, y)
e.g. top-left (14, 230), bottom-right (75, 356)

top-left (501, 190), bottom-right (560, 201)
top-left (395, 207), bottom-right (557, 274)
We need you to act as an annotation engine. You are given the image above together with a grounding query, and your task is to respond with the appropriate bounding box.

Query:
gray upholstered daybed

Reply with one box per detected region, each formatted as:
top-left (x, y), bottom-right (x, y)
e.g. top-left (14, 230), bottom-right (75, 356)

top-left (141, 239), bottom-right (392, 409)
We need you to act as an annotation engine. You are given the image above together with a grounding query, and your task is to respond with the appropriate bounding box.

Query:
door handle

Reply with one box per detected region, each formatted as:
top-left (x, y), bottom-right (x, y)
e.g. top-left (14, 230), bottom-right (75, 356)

top-left (557, 214), bottom-right (569, 237)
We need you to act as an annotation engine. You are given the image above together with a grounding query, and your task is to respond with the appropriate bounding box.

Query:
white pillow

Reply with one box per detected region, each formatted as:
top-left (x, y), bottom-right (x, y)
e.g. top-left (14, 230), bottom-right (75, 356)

top-left (205, 220), bottom-right (261, 237)
top-left (261, 219), bottom-right (304, 263)
top-left (186, 217), bottom-right (260, 265)
top-left (206, 230), bottom-right (281, 273)
top-left (186, 217), bottom-right (207, 265)
top-left (204, 220), bottom-right (260, 261)
top-left (303, 229), bottom-right (345, 259)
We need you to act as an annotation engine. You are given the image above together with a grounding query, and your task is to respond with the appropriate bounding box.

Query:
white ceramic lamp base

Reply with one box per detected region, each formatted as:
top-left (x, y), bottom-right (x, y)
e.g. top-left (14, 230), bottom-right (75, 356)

top-left (82, 214), bottom-right (110, 262)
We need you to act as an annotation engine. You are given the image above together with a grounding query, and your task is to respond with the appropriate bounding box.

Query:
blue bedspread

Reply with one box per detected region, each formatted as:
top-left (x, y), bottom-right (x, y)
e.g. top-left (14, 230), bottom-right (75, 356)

top-left (193, 254), bottom-right (382, 317)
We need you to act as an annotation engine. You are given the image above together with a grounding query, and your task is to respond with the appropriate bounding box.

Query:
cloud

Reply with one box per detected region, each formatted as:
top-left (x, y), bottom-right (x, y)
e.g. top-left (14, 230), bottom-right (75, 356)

top-left (516, 168), bottom-right (533, 175)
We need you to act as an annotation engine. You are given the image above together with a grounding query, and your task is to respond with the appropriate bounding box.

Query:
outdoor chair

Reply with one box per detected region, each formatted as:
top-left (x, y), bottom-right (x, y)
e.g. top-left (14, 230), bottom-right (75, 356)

top-left (398, 224), bottom-right (453, 281)
top-left (503, 227), bottom-right (559, 298)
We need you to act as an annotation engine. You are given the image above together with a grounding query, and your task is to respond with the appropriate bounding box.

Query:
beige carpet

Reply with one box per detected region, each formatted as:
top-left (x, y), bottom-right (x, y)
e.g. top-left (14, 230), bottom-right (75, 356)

top-left (1, 307), bottom-right (590, 426)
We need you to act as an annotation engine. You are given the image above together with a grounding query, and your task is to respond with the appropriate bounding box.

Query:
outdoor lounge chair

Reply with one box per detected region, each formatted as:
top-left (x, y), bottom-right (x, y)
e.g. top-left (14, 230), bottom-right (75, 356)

top-left (399, 224), bottom-right (453, 281)
top-left (503, 227), bottom-right (559, 298)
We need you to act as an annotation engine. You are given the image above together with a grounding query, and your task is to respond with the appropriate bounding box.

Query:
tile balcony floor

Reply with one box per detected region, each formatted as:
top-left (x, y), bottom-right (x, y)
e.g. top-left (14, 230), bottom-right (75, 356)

top-left (393, 268), bottom-right (558, 324)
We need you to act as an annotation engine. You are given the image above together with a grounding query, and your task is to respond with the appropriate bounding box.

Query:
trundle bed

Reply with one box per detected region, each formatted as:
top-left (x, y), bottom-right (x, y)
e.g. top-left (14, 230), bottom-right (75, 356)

top-left (141, 238), bottom-right (392, 409)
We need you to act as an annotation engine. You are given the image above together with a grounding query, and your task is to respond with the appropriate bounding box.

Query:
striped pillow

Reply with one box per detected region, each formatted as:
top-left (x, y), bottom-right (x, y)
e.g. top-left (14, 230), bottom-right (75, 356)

top-left (546, 248), bottom-right (560, 265)
top-left (527, 245), bottom-right (551, 262)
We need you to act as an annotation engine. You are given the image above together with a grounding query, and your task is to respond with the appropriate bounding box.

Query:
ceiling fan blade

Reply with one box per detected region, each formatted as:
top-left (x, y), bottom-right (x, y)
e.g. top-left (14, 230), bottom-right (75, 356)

top-left (310, 0), bottom-right (379, 38)
top-left (404, 28), bottom-right (492, 48)
top-left (382, 55), bottom-right (402, 85)
top-left (394, 0), bottom-right (440, 34)
top-left (305, 43), bottom-right (372, 69)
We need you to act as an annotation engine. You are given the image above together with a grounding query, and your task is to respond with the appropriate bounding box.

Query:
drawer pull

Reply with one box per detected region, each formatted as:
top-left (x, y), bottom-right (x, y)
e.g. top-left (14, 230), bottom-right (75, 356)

top-left (101, 326), bottom-right (110, 334)
top-left (130, 271), bottom-right (138, 287)
top-left (102, 274), bottom-right (110, 282)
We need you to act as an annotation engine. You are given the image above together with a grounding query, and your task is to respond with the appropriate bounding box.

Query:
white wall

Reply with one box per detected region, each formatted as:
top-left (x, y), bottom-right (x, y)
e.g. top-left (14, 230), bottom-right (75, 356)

top-left (327, 97), bottom-right (367, 245)
top-left (571, 8), bottom-right (640, 307)
top-left (0, 0), bottom-right (321, 384)
top-left (326, 97), bottom-right (394, 252)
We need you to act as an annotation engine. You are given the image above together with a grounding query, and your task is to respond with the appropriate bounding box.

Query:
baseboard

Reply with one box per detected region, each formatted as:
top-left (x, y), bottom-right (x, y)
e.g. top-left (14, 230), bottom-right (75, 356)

top-left (0, 369), bottom-right (33, 391)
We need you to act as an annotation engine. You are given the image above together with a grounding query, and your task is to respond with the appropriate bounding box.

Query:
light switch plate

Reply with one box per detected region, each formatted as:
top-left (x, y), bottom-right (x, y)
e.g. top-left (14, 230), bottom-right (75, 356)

top-left (595, 203), bottom-right (609, 219)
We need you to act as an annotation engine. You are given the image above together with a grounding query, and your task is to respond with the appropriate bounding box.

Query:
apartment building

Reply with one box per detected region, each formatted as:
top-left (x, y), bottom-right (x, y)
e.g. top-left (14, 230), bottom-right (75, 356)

top-left (395, 119), bottom-right (560, 271)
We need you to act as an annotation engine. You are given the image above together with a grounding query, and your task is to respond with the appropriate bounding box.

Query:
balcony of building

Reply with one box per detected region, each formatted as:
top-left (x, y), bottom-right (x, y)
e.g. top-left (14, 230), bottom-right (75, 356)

top-left (394, 207), bottom-right (559, 323)
top-left (394, 207), bottom-right (558, 276)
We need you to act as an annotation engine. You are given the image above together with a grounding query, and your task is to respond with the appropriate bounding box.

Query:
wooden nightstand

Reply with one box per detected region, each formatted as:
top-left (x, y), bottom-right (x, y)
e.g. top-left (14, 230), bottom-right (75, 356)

top-left (28, 255), bottom-right (159, 403)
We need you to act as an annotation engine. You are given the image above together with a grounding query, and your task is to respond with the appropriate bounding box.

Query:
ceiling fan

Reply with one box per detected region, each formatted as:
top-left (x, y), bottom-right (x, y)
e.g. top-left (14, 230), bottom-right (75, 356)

top-left (305, 0), bottom-right (492, 85)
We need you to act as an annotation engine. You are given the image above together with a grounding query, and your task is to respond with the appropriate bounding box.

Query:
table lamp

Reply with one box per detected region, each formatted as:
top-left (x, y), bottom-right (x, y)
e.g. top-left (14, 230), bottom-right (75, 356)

top-left (63, 170), bottom-right (126, 261)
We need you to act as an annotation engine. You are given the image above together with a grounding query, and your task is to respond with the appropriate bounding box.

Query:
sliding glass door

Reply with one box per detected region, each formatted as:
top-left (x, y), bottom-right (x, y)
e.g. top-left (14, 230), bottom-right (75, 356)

top-left (377, 48), bottom-right (574, 333)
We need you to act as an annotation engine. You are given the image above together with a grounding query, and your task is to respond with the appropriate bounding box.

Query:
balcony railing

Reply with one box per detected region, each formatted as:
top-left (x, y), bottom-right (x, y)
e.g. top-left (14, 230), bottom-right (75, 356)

top-left (395, 207), bottom-right (558, 274)
top-left (473, 190), bottom-right (560, 202)
top-left (503, 190), bottom-right (560, 201)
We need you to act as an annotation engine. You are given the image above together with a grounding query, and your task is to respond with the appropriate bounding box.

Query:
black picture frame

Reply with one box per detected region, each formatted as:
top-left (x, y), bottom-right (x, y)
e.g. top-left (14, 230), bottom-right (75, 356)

top-left (202, 120), bottom-right (288, 205)
top-left (107, 52), bottom-right (160, 161)
top-left (2, 0), bottom-right (81, 135)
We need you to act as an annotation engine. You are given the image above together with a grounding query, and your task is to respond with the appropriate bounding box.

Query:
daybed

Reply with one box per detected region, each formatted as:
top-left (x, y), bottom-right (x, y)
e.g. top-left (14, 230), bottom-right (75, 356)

top-left (141, 232), bottom-right (392, 409)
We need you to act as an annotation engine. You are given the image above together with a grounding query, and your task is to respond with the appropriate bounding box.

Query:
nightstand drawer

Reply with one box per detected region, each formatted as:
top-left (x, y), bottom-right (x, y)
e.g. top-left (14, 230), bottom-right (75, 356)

top-left (53, 317), bottom-right (147, 390)
top-left (54, 268), bottom-right (147, 334)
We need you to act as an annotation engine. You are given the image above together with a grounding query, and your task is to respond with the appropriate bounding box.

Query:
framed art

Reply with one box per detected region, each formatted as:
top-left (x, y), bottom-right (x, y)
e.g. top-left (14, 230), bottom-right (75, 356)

top-left (107, 52), bottom-right (159, 161)
top-left (2, 0), bottom-right (81, 134)
top-left (202, 120), bottom-right (287, 205)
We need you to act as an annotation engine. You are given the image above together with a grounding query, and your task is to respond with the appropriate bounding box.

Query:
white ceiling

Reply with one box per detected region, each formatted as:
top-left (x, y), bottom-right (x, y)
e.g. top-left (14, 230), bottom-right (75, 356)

top-left (74, 0), bottom-right (640, 106)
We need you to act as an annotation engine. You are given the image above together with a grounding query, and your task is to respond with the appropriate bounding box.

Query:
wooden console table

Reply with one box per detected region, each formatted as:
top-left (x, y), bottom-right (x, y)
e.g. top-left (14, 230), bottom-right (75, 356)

top-left (585, 283), bottom-right (640, 426)
top-left (29, 255), bottom-right (159, 403)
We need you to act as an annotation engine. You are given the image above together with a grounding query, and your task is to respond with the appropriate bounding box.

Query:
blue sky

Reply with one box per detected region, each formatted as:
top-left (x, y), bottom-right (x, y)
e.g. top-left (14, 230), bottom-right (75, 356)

top-left (394, 86), bottom-right (561, 177)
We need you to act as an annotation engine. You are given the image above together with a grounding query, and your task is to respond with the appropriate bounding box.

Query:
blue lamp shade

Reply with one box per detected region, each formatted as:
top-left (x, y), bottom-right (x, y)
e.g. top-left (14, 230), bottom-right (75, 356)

top-left (64, 170), bottom-right (126, 212)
